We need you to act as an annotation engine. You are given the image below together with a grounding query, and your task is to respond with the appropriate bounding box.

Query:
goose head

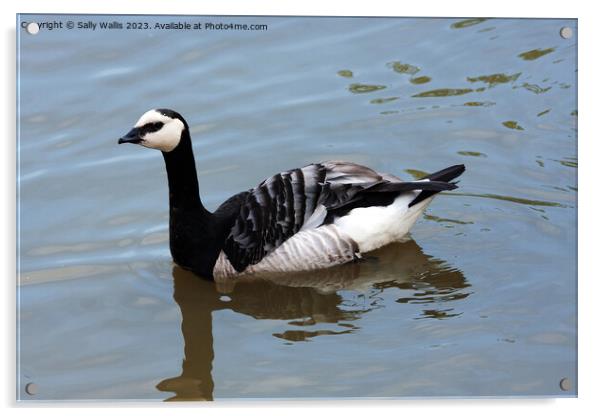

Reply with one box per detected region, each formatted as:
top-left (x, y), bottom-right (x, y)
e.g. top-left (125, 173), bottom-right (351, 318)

top-left (118, 108), bottom-right (187, 152)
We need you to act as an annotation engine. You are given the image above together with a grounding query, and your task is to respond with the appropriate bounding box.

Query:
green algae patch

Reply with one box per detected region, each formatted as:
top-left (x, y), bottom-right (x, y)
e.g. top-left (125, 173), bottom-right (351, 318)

top-left (518, 47), bottom-right (555, 61)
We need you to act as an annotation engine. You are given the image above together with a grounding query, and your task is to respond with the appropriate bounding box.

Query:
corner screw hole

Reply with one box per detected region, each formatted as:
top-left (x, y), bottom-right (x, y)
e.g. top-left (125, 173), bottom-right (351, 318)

top-left (26, 22), bottom-right (40, 35)
top-left (559, 377), bottom-right (571, 391)
top-left (560, 27), bottom-right (573, 39)
top-left (25, 382), bottom-right (38, 395)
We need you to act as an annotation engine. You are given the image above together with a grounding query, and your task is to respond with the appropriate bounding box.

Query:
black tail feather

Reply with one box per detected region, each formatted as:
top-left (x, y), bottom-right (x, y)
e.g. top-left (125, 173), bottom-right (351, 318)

top-left (371, 180), bottom-right (457, 193)
top-left (409, 164), bottom-right (465, 207)
top-left (324, 165), bottom-right (465, 223)
top-left (421, 164), bottom-right (466, 183)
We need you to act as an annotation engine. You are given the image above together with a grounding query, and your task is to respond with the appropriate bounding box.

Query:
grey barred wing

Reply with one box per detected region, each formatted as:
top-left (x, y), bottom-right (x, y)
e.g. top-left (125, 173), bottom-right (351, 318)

top-left (220, 161), bottom-right (459, 273)
top-left (221, 162), bottom-right (383, 272)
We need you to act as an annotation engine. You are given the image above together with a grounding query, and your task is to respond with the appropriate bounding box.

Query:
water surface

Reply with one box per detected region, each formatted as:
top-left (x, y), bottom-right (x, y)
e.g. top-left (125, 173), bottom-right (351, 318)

top-left (17, 15), bottom-right (577, 400)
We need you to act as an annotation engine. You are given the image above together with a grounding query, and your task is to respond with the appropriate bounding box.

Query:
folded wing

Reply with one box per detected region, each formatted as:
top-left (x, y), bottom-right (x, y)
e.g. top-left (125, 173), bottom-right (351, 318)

top-left (219, 161), bottom-right (458, 272)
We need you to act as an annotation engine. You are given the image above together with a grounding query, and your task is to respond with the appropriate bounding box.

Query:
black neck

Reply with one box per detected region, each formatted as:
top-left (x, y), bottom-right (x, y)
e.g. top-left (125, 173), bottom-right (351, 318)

top-left (162, 129), bottom-right (207, 213)
top-left (162, 129), bottom-right (220, 278)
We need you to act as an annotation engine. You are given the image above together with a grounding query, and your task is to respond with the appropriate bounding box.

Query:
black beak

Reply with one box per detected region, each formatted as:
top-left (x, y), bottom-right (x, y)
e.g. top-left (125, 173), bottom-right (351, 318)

top-left (118, 127), bottom-right (143, 144)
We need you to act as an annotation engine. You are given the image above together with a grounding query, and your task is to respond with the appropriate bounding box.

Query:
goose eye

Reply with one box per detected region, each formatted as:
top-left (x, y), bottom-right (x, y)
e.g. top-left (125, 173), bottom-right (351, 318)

top-left (140, 121), bottom-right (164, 135)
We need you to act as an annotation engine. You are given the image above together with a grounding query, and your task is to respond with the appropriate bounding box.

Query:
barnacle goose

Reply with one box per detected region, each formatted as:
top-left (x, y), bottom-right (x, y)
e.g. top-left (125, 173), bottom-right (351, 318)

top-left (118, 109), bottom-right (465, 281)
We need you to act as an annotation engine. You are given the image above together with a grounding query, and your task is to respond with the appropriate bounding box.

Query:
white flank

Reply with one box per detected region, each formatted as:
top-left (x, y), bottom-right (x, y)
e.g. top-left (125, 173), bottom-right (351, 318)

top-left (333, 193), bottom-right (433, 253)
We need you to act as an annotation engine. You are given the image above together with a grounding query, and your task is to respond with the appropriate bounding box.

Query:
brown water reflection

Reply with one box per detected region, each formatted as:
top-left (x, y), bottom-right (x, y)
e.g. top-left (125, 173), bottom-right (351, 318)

top-left (412, 88), bottom-right (474, 98)
top-left (348, 83), bottom-right (386, 94)
top-left (518, 47), bottom-right (556, 61)
top-left (451, 18), bottom-right (489, 29)
top-left (157, 240), bottom-right (468, 401)
top-left (466, 72), bottom-right (521, 88)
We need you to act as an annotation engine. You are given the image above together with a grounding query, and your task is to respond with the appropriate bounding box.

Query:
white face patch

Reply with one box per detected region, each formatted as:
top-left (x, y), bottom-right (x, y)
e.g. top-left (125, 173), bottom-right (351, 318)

top-left (134, 109), bottom-right (185, 152)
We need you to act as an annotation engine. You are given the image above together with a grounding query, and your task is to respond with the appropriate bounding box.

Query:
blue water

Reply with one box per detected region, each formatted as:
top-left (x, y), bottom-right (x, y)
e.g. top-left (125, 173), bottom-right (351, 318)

top-left (17, 15), bottom-right (577, 400)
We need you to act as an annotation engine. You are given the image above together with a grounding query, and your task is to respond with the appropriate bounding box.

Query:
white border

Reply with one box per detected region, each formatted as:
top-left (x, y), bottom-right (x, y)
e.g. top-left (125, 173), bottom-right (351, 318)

top-left (3, 1), bottom-right (599, 415)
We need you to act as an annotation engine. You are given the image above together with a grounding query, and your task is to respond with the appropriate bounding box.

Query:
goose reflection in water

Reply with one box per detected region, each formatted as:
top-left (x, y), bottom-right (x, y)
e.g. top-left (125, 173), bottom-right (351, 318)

top-left (156, 239), bottom-right (469, 401)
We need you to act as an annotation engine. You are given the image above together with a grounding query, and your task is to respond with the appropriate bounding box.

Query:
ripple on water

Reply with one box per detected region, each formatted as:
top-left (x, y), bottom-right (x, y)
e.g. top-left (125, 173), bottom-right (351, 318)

top-left (466, 72), bottom-right (521, 88)
top-left (90, 66), bottom-right (136, 80)
top-left (19, 264), bottom-right (128, 285)
top-left (348, 83), bottom-right (387, 94)
top-left (410, 76), bottom-right (432, 84)
top-left (370, 97), bottom-right (399, 104)
top-left (502, 120), bottom-right (525, 130)
top-left (337, 69), bottom-right (353, 78)
top-left (448, 192), bottom-right (568, 208)
top-left (413, 88), bottom-right (474, 98)
top-left (457, 150), bottom-right (487, 157)
top-left (518, 47), bottom-right (556, 61)
top-left (404, 169), bottom-right (429, 180)
top-left (537, 109), bottom-right (551, 117)
top-left (388, 61), bottom-right (420, 75)
top-left (450, 18), bottom-right (489, 29)
top-left (423, 214), bottom-right (474, 225)
top-left (463, 101), bottom-right (496, 107)
top-left (519, 83), bottom-right (552, 94)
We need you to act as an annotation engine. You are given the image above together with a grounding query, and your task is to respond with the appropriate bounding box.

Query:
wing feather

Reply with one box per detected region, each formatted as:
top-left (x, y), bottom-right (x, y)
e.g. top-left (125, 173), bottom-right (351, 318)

top-left (221, 161), bottom-right (457, 272)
